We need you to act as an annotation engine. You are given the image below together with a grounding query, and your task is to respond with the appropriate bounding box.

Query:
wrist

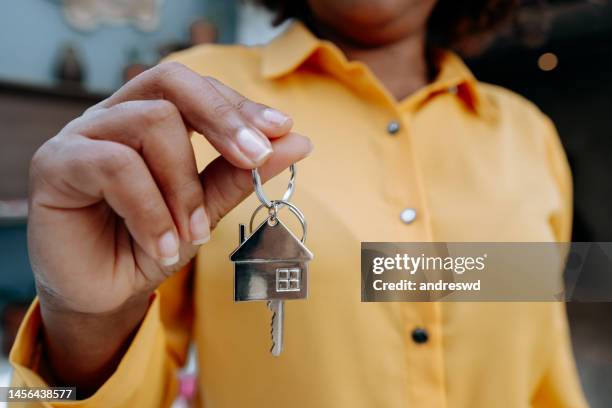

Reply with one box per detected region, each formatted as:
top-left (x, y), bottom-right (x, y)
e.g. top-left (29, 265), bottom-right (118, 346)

top-left (38, 284), bottom-right (152, 320)
top-left (37, 289), bottom-right (152, 396)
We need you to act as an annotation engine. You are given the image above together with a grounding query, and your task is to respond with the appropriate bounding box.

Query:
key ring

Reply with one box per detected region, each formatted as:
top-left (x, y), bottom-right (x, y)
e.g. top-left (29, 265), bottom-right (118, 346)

top-left (252, 164), bottom-right (296, 209)
top-left (249, 199), bottom-right (308, 243)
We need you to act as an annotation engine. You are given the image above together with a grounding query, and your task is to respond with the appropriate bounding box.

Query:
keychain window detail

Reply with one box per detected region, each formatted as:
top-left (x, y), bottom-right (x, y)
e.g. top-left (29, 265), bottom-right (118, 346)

top-left (276, 268), bottom-right (301, 292)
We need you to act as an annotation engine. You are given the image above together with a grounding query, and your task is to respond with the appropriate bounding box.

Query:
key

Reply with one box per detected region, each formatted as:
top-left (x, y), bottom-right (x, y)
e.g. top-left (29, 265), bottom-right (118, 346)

top-left (229, 166), bottom-right (313, 357)
top-left (268, 300), bottom-right (284, 356)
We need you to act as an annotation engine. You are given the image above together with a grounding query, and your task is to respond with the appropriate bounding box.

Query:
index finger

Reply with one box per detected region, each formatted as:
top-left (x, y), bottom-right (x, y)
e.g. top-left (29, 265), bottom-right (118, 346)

top-left (90, 62), bottom-right (284, 169)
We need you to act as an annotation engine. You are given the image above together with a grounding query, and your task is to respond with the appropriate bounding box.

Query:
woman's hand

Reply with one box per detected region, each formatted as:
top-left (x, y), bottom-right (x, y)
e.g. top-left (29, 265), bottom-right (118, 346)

top-left (26, 62), bottom-right (311, 391)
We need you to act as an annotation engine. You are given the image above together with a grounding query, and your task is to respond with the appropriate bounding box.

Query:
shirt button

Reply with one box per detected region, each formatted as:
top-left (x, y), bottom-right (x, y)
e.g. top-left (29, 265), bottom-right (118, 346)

top-left (386, 120), bottom-right (401, 135)
top-left (400, 208), bottom-right (417, 224)
top-left (411, 327), bottom-right (429, 344)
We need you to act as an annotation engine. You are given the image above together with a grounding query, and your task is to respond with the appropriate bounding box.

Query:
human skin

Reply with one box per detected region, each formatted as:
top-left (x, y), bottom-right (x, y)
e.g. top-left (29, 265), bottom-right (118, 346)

top-left (29, 0), bottom-right (435, 397)
top-left (308, 0), bottom-right (436, 98)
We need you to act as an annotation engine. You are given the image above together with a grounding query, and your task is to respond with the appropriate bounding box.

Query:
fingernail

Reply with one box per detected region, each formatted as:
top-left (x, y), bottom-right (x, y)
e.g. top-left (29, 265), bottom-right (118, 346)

top-left (236, 128), bottom-right (272, 164)
top-left (262, 108), bottom-right (291, 127)
top-left (158, 230), bottom-right (179, 266)
top-left (190, 206), bottom-right (210, 245)
top-left (306, 138), bottom-right (314, 154)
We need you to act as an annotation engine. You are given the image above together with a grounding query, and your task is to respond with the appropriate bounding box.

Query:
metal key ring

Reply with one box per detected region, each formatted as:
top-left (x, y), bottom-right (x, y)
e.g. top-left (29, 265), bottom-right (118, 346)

top-left (249, 199), bottom-right (307, 243)
top-left (252, 164), bottom-right (296, 209)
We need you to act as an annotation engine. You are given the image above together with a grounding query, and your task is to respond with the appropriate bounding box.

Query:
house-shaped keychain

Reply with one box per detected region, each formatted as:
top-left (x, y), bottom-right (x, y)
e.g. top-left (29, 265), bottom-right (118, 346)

top-left (230, 217), bottom-right (313, 302)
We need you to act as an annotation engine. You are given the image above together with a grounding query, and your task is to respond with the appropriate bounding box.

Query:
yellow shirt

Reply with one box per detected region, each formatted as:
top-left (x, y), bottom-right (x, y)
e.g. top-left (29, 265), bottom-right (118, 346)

top-left (10, 23), bottom-right (587, 407)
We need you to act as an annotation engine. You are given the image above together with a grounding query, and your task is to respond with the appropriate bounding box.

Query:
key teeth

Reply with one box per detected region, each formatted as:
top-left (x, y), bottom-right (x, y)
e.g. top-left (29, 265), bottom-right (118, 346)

top-left (270, 311), bottom-right (276, 341)
top-left (267, 300), bottom-right (283, 357)
top-left (268, 301), bottom-right (275, 351)
top-left (270, 310), bottom-right (278, 355)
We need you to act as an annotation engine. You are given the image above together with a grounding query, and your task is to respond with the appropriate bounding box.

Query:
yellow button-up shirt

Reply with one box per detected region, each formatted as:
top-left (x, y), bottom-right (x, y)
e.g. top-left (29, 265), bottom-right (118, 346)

top-left (11, 23), bottom-right (587, 407)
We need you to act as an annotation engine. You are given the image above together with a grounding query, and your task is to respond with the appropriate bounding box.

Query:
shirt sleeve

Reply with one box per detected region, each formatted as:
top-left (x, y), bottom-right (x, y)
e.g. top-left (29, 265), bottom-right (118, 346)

top-left (531, 302), bottom-right (588, 408)
top-left (531, 118), bottom-right (587, 407)
top-left (542, 117), bottom-right (573, 242)
top-left (8, 264), bottom-right (194, 408)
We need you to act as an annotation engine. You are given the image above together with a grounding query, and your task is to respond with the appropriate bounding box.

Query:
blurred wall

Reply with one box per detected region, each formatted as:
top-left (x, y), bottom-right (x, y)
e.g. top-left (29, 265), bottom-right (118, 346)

top-left (0, 0), bottom-right (236, 93)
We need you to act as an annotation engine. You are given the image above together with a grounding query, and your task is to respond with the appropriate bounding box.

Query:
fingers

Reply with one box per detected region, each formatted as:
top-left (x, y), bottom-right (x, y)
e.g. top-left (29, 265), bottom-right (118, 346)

top-left (205, 76), bottom-right (293, 138)
top-left (36, 136), bottom-right (181, 265)
top-left (201, 132), bottom-right (313, 228)
top-left (90, 62), bottom-right (294, 169)
top-left (31, 101), bottom-right (312, 271)
top-left (59, 63), bottom-right (308, 256)
top-left (76, 100), bottom-right (209, 245)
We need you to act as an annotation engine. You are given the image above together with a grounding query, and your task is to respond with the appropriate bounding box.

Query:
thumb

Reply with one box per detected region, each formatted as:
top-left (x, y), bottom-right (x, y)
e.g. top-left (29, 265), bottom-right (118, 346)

top-left (200, 132), bottom-right (313, 229)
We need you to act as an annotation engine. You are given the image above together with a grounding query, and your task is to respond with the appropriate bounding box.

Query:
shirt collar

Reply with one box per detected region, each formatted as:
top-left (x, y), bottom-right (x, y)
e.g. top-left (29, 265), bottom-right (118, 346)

top-left (261, 22), bottom-right (490, 116)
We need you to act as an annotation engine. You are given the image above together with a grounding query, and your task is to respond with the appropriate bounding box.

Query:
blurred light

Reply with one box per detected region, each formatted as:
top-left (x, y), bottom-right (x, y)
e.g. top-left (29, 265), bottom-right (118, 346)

top-left (538, 52), bottom-right (558, 71)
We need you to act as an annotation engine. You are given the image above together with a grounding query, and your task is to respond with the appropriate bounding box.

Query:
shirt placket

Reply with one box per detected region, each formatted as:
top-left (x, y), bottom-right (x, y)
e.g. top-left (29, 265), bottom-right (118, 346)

top-left (390, 105), bottom-right (446, 408)
top-left (348, 67), bottom-right (446, 407)
top-left (324, 55), bottom-right (448, 406)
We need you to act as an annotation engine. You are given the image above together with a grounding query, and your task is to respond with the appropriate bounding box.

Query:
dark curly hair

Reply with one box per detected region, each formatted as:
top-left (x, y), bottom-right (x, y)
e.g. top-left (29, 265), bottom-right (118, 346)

top-left (255, 0), bottom-right (517, 47)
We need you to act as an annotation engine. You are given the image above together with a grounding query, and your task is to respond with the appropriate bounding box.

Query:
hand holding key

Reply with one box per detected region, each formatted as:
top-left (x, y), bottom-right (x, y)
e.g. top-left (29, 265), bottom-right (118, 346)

top-left (27, 62), bottom-right (312, 393)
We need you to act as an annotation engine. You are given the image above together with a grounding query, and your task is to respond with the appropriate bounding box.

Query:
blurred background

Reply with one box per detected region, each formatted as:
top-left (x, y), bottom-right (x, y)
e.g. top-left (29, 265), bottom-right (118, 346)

top-left (0, 0), bottom-right (611, 406)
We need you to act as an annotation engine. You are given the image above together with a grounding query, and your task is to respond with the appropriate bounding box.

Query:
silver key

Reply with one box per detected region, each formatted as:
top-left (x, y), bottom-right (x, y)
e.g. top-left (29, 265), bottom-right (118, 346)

top-left (268, 300), bottom-right (284, 356)
top-left (229, 166), bottom-right (313, 357)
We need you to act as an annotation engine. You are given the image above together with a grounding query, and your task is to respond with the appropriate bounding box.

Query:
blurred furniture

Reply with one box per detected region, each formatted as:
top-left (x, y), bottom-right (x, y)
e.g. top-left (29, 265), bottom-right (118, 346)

top-left (0, 80), bottom-right (107, 198)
